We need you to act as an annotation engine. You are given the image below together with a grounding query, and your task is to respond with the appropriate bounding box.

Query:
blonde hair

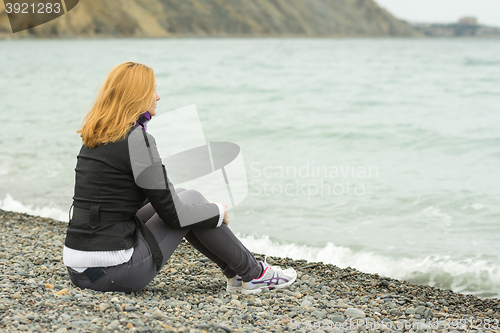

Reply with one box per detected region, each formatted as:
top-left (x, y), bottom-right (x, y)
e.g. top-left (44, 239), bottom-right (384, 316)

top-left (78, 62), bottom-right (155, 148)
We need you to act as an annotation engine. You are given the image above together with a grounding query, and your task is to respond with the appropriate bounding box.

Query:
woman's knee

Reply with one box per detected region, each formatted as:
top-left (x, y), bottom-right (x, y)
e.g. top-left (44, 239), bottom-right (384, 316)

top-left (136, 203), bottom-right (156, 222)
top-left (178, 189), bottom-right (208, 204)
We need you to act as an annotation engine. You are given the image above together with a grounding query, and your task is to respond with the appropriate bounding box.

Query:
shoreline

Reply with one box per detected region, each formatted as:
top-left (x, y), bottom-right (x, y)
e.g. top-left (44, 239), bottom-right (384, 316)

top-left (2, 35), bottom-right (500, 41)
top-left (1, 209), bottom-right (499, 332)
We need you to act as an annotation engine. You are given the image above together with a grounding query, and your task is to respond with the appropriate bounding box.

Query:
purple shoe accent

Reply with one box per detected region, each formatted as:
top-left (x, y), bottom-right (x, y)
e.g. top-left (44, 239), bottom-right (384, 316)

top-left (251, 272), bottom-right (289, 286)
top-left (230, 275), bottom-right (242, 282)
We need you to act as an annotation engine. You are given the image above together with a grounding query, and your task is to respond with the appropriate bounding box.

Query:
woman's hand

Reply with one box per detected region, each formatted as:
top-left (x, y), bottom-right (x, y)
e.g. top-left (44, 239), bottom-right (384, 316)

top-left (220, 203), bottom-right (229, 225)
top-left (210, 201), bottom-right (229, 226)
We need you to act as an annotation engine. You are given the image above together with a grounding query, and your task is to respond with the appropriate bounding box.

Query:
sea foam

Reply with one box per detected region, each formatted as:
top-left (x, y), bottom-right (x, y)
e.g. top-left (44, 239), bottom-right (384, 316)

top-left (237, 233), bottom-right (500, 298)
top-left (0, 194), bottom-right (69, 222)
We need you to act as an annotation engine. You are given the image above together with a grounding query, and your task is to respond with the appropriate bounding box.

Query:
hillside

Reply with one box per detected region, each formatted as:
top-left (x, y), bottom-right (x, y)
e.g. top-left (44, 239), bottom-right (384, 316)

top-left (0, 0), bottom-right (421, 38)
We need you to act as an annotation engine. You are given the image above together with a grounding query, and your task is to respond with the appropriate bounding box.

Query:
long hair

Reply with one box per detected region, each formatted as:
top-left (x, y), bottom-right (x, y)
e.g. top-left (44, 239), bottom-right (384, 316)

top-left (78, 62), bottom-right (155, 148)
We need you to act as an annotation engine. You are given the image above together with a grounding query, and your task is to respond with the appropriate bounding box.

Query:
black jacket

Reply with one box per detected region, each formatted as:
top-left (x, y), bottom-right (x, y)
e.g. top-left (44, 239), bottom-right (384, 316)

top-left (64, 126), bottom-right (220, 252)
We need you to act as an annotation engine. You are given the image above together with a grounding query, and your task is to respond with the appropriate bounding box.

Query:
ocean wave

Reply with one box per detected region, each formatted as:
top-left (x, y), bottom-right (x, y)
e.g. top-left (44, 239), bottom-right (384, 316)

top-left (237, 233), bottom-right (500, 298)
top-left (464, 58), bottom-right (500, 66)
top-left (0, 194), bottom-right (68, 222)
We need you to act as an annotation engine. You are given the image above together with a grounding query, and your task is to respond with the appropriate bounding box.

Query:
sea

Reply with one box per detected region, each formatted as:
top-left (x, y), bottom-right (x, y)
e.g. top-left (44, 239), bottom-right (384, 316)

top-left (0, 38), bottom-right (499, 297)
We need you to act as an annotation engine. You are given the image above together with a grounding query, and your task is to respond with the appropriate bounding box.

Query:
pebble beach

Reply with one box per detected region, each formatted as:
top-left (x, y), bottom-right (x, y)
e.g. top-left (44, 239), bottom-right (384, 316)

top-left (1, 209), bottom-right (499, 333)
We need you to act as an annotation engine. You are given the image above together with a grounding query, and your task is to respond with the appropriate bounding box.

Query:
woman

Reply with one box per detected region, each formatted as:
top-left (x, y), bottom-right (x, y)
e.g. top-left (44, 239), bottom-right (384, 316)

top-left (62, 61), bottom-right (297, 294)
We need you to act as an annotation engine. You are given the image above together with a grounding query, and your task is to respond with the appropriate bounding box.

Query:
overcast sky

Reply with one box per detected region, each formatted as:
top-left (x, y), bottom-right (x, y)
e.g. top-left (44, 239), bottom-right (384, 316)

top-left (375, 0), bottom-right (500, 27)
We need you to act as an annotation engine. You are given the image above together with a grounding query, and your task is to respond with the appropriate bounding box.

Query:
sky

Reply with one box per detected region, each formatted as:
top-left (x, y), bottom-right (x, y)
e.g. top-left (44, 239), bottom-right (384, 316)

top-left (375, 0), bottom-right (500, 27)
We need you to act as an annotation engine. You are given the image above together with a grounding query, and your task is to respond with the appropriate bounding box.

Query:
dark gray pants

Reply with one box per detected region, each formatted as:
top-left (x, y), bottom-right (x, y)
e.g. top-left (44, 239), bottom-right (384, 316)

top-left (67, 188), bottom-right (262, 293)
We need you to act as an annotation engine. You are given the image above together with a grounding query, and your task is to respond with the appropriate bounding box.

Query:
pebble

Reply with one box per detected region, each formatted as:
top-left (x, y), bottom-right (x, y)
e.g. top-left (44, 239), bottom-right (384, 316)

top-left (99, 303), bottom-right (110, 312)
top-left (406, 307), bottom-right (416, 314)
top-left (301, 300), bottom-right (313, 307)
top-left (152, 309), bottom-right (166, 319)
top-left (345, 308), bottom-right (365, 318)
top-left (55, 288), bottom-right (68, 296)
top-left (124, 304), bottom-right (136, 311)
top-left (0, 208), bottom-right (499, 333)
top-left (108, 319), bottom-right (119, 330)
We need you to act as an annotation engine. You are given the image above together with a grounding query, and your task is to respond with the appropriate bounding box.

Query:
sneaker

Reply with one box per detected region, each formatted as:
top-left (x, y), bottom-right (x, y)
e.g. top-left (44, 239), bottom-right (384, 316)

top-left (225, 259), bottom-right (281, 292)
top-left (241, 257), bottom-right (297, 294)
top-left (226, 274), bottom-right (243, 292)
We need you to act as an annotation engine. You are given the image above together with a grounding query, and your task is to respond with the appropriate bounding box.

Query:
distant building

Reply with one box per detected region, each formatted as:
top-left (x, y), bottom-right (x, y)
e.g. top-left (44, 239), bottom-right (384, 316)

top-left (411, 16), bottom-right (500, 37)
top-left (458, 17), bottom-right (478, 25)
